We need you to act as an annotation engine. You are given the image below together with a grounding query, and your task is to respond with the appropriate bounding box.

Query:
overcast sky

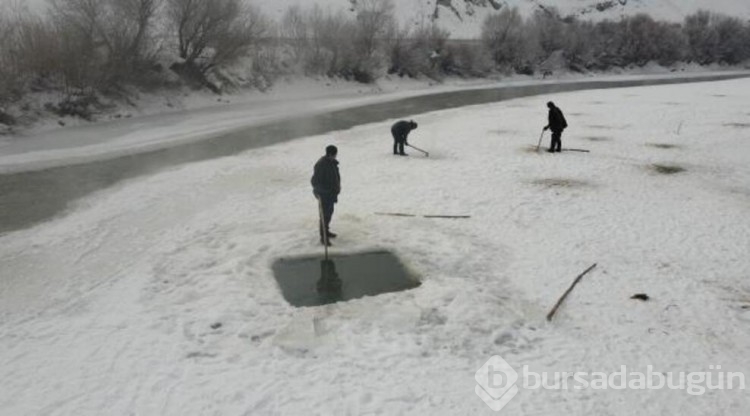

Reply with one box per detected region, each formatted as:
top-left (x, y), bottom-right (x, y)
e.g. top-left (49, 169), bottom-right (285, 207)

top-left (2, 0), bottom-right (48, 13)
top-left (27, 0), bottom-right (47, 11)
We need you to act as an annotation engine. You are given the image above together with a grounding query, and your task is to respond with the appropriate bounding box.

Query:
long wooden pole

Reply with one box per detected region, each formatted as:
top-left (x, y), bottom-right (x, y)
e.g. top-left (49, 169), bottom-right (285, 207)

top-left (546, 263), bottom-right (597, 322)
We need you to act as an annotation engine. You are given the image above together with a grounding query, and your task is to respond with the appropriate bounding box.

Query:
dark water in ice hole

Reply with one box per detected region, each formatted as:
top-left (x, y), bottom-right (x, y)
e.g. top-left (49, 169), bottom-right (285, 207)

top-left (1, 73), bottom-right (748, 234)
top-left (272, 251), bottom-right (420, 307)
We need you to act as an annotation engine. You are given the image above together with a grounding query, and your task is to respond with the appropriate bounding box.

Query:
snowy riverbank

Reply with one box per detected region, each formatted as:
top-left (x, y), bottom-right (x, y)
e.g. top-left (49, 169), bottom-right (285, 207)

top-left (1, 67), bottom-right (748, 174)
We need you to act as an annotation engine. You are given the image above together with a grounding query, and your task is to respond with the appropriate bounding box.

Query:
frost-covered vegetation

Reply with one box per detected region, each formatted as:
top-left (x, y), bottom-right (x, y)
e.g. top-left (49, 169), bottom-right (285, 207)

top-left (1, 0), bottom-right (749, 122)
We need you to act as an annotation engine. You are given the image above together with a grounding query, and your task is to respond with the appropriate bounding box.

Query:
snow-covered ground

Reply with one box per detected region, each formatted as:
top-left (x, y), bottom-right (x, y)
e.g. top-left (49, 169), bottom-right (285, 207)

top-left (1, 68), bottom-right (745, 174)
top-left (0, 75), bottom-right (500, 173)
top-left (2, 77), bottom-right (750, 415)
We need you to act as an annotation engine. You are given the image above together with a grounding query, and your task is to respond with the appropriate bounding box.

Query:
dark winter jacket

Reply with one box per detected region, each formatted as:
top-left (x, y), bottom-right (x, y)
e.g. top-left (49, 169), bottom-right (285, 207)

top-left (547, 106), bottom-right (568, 133)
top-left (391, 120), bottom-right (417, 143)
top-left (311, 156), bottom-right (341, 201)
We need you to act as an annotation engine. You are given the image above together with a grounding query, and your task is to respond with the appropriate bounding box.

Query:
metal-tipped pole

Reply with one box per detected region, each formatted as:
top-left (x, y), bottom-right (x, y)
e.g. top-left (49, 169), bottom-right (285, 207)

top-left (406, 143), bottom-right (429, 157)
top-left (316, 196), bottom-right (329, 260)
top-left (536, 129), bottom-right (546, 152)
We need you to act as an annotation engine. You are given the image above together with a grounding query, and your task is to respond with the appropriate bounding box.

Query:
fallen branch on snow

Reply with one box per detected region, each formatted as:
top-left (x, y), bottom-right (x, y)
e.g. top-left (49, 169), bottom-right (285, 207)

top-left (546, 263), bottom-right (597, 322)
top-left (375, 212), bottom-right (471, 219)
top-left (375, 212), bottom-right (417, 217)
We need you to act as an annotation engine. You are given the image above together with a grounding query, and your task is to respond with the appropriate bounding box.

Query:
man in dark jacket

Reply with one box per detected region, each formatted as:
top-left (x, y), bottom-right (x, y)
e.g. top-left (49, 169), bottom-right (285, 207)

top-left (311, 145), bottom-right (341, 245)
top-left (543, 101), bottom-right (568, 153)
top-left (391, 120), bottom-right (418, 156)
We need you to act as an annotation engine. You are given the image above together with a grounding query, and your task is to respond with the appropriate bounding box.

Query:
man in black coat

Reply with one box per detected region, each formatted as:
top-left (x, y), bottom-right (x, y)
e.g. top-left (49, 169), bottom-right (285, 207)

top-left (543, 101), bottom-right (568, 153)
top-left (391, 120), bottom-right (418, 156)
top-left (311, 145), bottom-right (341, 245)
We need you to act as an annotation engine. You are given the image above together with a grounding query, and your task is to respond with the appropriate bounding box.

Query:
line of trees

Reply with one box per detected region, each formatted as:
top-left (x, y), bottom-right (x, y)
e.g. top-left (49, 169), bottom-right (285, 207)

top-left (1, 0), bottom-right (750, 119)
top-left (482, 8), bottom-right (750, 74)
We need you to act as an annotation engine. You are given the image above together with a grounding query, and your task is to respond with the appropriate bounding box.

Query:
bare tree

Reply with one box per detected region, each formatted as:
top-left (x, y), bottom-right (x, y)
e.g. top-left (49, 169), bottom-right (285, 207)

top-left (481, 7), bottom-right (532, 72)
top-left (387, 24), bottom-right (413, 76)
top-left (713, 15), bottom-right (749, 64)
top-left (353, 0), bottom-right (395, 64)
top-left (280, 5), bottom-right (309, 62)
top-left (167, 0), bottom-right (267, 74)
top-left (49, 0), bottom-right (162, 89)
top-left (562, 19), bottom-right (596, 69)
top-left (389, 23), bottom-right (450, 79)
top-left (0, 4), bottom-right (32, 104)
top-left (528, 7), bottom-right (566, 57)
top-left (306, 5), bottom-right (355, 76)
top-left (107, 0), bottom-right (162, 67)
top-left (279, 2), bottom-right (396, 82)
top-left (619, 14), bottom-right (661, 66)
top-left (684, 11), bottom-right (719, 64)
top-left (441, 40), bottom-right (493, 77)
top-left (684, 11), bottom-right (750, 65)
top-left (49, 0), bottom-right (104, 90)
top-left (651, 21), bottom-right (687, 66)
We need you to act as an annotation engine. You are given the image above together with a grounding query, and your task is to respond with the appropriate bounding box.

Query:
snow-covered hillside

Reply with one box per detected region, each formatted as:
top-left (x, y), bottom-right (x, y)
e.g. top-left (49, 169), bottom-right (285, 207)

top-left (18, 0), bottom-right (750, 38)
top-left (257, 0), bottom-right (750, 38)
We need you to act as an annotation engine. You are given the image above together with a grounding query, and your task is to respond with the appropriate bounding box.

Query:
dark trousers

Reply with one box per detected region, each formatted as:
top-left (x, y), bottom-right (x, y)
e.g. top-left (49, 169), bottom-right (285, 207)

top-left (393, 138), bottom-right (405, 155)
top-left (550, 131), bottom-right (562, 152)
top-left (317, 195), bottom-right (335, 238)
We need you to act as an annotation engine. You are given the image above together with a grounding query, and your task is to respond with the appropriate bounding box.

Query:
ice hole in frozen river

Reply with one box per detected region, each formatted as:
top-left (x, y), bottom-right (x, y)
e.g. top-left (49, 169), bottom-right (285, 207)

top-left (272, 251), bottom-right (420, 307)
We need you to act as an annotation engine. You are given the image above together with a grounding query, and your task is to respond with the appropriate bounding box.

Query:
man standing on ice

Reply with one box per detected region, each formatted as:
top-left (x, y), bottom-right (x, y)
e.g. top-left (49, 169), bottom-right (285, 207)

top-left (391, 120), bottom-right (418, 156)
top-left (311, 145), bottom-right (341, 246)
top-left (543, 101), bottom-right (568, 153)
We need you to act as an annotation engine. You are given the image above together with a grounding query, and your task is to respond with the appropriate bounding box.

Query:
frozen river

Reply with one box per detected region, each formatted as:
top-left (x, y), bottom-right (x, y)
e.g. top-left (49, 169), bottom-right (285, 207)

top-left (0, 72), bottom-right (747, 234)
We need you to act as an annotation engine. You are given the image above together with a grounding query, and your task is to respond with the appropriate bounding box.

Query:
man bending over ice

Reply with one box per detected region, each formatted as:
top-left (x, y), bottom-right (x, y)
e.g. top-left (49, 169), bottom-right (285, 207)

top-left (391, 120), bottom-right (418, 156)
